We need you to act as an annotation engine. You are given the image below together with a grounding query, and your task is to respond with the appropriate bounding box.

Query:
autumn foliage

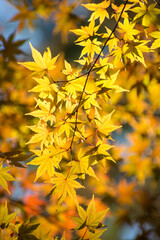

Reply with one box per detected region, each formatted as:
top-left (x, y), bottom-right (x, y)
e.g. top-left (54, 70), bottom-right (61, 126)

top-left (0, 0), bottom-right (160, 239)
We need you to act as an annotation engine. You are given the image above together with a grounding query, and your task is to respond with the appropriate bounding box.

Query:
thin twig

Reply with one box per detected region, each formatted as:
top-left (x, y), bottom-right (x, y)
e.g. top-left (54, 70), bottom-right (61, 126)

top-left (154, 0), bottom-right (160, 7)
top-left (80, 226), bottom-right (88, 240)
top-left (54, 72), bottom-right (88, 83)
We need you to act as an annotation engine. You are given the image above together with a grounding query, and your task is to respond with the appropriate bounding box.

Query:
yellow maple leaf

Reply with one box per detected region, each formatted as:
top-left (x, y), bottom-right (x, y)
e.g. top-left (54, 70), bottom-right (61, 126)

top-left (62, 60), bottom-right (76, 79)
top-left (19, 43), bottom-right (59, 74)
top-left (71, 20), bottom-right (99, 43)
top-left (27, 148), bottom-right (62, 182)
top-left (149, 30), bottom-right (160, 49)
top-left (102, 27), bottom-right (119, 52)
top-left (132, 2), bottom-right (160, 27)
top-left (111, 3), bottom-right (132, 21)
top-left (117, 18), bottom-right (140, 41)
top-left (58, 121), bottom-right (73, 139)
top-left (27, 123), bottom-right (53, 149)
top-left (73, 195), bottom-right (108, 235)
top-left (64, 78), bottom-right (84, 99)
top-left (96, 64), bottom-right (128, 93)
top-left (0, 201), bottom-right (18, 227)
top-left (82, 0), bottom-right (110, 24)
top-left (68, 149), bottom-right (98, 180)
top-left (88, 229), bottom-right (106, 240)
top-left (79, 38), bottom-right (102, 60)
top-left (0, 165), bottom-right (16, 194)
top-left (112, 40), bottom-right (150, 66)
top-left (29, 76), bottom-right (58, 99)
top-left (123, 40), bottom-right (150, 66)
top-left (84, 93), bottom-right (101, 113)
top-left (95, 110), bottom-right (121, 138)
top-left (26, 99), bottom-right (56, 125)
top-left (112, 46), bottom-right (124, 66)
top-left (50, 172), bottom-right (84, 205)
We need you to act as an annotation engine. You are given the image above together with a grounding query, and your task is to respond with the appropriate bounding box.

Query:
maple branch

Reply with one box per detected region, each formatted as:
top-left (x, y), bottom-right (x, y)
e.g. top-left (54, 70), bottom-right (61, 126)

top-left (54, 72), bottom-right (88, 83)
top-left (80, 226), bottom-right (88, 240)
top-left (45, 70), bottom-right (55, 83)
top-left (68, 72), bottom-right (89, 156)
top-left (68, 0), bottom-right (129, 159)
top-left (0, 159), bottom-right (7, 167)
top-left (154, 0), bottom-right (160, 7)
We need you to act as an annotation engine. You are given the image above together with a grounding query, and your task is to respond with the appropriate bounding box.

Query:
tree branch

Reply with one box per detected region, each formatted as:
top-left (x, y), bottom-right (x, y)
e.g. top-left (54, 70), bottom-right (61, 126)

top-left (154, 0), bottom-right (160, 7)
top-left (68, 0), bottom-right (129, 159)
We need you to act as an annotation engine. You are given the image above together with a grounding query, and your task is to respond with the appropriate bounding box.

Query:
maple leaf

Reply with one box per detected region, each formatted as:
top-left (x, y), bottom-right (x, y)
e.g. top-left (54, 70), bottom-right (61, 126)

top-left (58, 121), bottom-right (74, 139)
top-left (79, 38), bottom-right (102, 60)
top-left (16, 218), bottom-right (40, 240)
top-left (87, 140), bottom-right (114, 170)
top-left (29, 76), bottom-right (58, 99)
top-left (62, 61), bottom-right (85, 98)
top-left (94, 57), bottom-right (112, 77)
top-left (0, 32), bottom-right (26, 62)
top-left (84, 93), bottom-right (101, 113)
top-left (123, 40), bottom-right (150, 66)
top-left (132, 2), bottom-right (160, 27)
top-left (73, 195), bottom-right (108, 235)
top-left (96, 63), bottom-right (128, 93)
top-left (82, 0), bottom-right (110, 24)
top-left (62, 60), bottom-right (77, 79)
top-left (27, 148), bottom-right (62, 182)
top-left (50, 172), bottom-right (84, 205)
top-left (112, 40), bottom-right (150, 66)
top-left (71, 20), bottom-right (99, 43)
top-left (149, 30), bottom-right (160, 49)
top-left (95, 110), bottom-right (121, 138)
top-left (88, 229), bottom-right (106, 240)
top-left (111, 46), bottom-right (124, 66)
top-left (0, 165), bottom-right (16, 194)
top-left (0, 150), bottom-right (31, 168)
top-left (117, 18), bottom-right (140, 41)
top-left (57, 100), bottom-right (79, 138)
top-left (85, 78), bottom-right (101, 95)
top-left (0, 201), bottom-right (18, 229)
top-left (53, 1), bottom-right (81, 42)
top-left (102, 27), bottom-right (119, 52)
top-left (64, 78), bottom-right (84, 99)
top-left (65, 99), bottom-right (78, 115)
top-left (82, 78), bottom-right (101, 112)
top-left (19, 43), bottom-right (59, 74)
top-left (26, 99), bottom-right (56, 125)
top-left (68, 149), bottom-right (98, 180)
top-left (111, 3), bottom-right (132, 21)
top-left (9, 2), bottom-right (37, 31)
top-left (27, 123), bottom-right (54, 149)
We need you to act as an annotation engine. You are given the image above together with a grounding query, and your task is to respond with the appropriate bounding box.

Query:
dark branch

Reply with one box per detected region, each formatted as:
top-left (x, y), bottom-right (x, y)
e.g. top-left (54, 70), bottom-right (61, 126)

top-left (154, 0), bottom-right (160, 7)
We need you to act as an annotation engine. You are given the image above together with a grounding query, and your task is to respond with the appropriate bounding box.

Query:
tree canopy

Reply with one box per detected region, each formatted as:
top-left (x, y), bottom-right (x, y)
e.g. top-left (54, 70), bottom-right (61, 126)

top-left (0, 0), bottom-right (160, 239)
